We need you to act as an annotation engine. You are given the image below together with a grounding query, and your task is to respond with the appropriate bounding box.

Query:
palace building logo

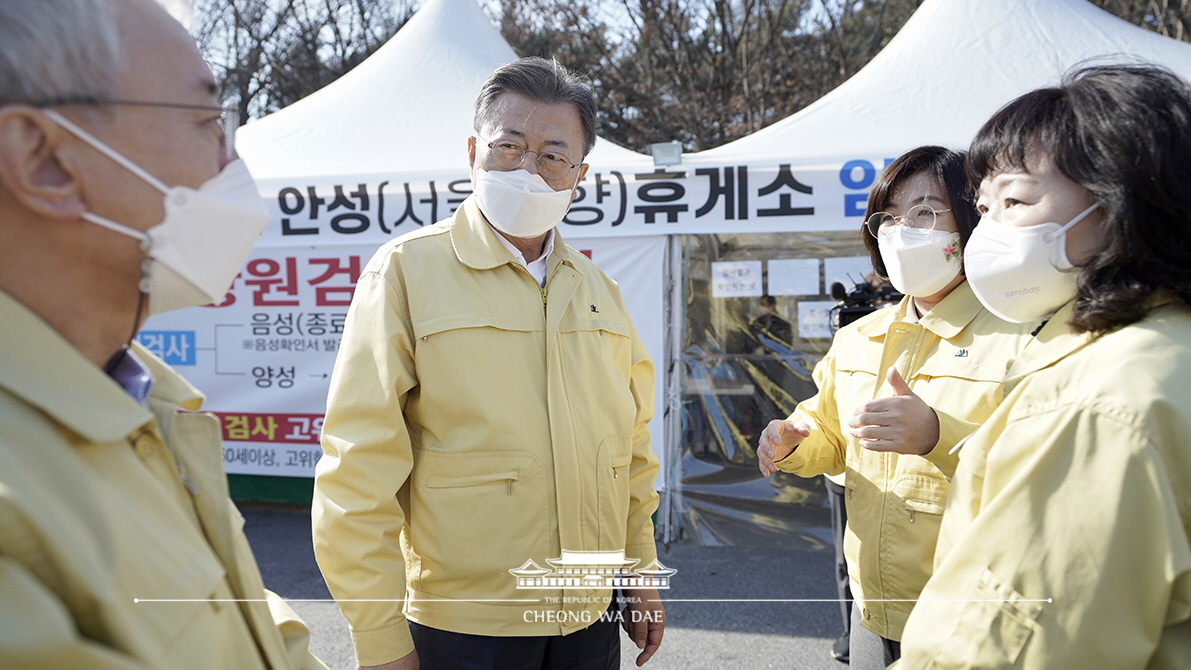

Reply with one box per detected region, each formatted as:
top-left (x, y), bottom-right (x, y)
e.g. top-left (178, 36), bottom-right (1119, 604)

top-left (510, 550), bottom-right (676, 590)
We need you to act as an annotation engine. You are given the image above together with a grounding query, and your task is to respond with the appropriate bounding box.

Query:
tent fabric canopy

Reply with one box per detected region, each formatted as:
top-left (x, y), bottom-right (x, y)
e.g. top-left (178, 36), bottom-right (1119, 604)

top-left (696, 0), bottom-right (1191, 165)
top-left (236, 0), bottom-right (643, 181)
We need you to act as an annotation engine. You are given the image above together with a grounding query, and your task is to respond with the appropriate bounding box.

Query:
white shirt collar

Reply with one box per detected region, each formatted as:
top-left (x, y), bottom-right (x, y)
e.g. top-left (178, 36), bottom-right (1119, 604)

top-left (490, 225), bottom-right (555, 287)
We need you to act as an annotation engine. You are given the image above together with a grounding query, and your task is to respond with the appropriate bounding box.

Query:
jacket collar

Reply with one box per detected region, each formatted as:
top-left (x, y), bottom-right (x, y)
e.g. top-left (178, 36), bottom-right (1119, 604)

top-left (0, 290), bottom-right (204, 444)
top-left (449, 196), bottom-right (586, 278)
top-left (855, 280), bottom-right (982, 340)
top-left (1003, 300), bottom-right (1094, 391)
top-left (133, 341), bottom-right (206, 412)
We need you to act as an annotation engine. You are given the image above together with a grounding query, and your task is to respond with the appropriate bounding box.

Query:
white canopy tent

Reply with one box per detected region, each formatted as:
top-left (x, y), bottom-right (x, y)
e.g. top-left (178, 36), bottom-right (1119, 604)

top-left (235, 0), bottom-right (646, 177)
top-left (145, 0), bottom-right (1191, 527)
top-left (699, 0), bottom-right (1191, 166)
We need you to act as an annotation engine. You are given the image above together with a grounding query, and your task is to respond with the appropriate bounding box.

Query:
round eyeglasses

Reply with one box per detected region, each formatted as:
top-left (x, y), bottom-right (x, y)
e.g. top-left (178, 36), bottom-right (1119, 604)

top-left (480, 136), bottom-right (582, 181)
top-left (866, 204), bottom-right (952, 238)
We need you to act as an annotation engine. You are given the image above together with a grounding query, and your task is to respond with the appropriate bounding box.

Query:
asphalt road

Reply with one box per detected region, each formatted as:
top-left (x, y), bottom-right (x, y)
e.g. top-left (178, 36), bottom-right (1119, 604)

top-left (241, 502), bottom-right (849, 670)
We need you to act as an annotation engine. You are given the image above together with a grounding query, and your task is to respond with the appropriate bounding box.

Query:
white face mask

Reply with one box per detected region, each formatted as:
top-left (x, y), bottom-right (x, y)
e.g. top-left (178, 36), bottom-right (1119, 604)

top-left (44, 109), bottom-right (268, 315)
top-left (964, 203), bottom-right (1100, 323)
top-left (877, 228), bottom-right (963, 298)
top-left (473, 167), bottom-right (576, 238)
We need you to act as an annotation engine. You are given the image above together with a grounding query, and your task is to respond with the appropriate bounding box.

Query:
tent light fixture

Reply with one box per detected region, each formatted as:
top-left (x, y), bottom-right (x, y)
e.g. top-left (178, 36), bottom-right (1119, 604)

top-left (650, 140), bottom-right (683, 167)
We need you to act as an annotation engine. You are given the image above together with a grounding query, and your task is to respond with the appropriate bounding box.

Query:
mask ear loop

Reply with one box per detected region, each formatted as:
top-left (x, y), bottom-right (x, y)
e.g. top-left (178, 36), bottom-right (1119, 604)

top-left (43, 109), bottom-right (160, 345)
top-left (564, 164), bottom-right (586, 208)
top-left (1042, 203), bottom-right (1100, 243)
top-left (40, 109), bottom-right (172, 195)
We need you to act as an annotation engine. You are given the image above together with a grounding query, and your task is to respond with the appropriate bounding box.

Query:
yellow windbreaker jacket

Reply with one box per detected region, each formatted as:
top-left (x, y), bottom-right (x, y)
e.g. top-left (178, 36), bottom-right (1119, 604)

top-left (897, 301), bottom-right (1191, 669)
top-left (313, 197), bottom-right (659, 666)
top-left (0, 291), bottom-right (323, 670)
top-left (775, 282), bottom-right (1036, 640)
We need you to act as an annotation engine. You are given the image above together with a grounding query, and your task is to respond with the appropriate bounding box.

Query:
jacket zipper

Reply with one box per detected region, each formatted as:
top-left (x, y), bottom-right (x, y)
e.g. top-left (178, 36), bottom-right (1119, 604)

top-left (540, 261), bottom-right (564, 313)
top-left (508, 261), bottom-right (557, 315)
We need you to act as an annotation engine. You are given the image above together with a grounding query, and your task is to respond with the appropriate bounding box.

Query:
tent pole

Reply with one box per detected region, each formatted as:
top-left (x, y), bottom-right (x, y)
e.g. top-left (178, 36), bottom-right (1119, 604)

top-left (661, 233), bottom-right (686, 546)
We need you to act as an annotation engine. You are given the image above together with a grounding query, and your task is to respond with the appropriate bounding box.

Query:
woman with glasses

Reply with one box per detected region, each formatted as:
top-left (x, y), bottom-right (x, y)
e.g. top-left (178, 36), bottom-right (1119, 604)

top-left (757, 145), bottom-right (1036, 669)
top-left (896, 64), bottom-right (1191, 669)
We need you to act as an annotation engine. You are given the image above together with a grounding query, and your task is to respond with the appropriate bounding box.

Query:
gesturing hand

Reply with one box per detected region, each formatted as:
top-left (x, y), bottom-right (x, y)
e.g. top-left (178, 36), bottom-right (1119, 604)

top-left (849, 368), bottom-right (939, 455)
top-left (757, 419), bottom-right (812, 477)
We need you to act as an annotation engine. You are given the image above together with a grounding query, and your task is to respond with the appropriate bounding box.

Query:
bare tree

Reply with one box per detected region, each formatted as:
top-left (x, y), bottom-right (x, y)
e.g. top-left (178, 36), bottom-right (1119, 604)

top-left (500, 0), bottom-right (923, 152)
top-left (191, 0), bottom-right (1191, 150)
top-left (1090, 0), bottom-right (1191, 40)
top-left (193, 0), bottom-right (414, 120)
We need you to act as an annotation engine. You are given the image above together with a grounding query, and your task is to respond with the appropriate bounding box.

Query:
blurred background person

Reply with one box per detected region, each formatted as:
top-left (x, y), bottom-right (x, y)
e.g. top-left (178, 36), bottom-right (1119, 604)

top-left (898, 63), bottom-right (1191, 669)
top-left (757, 145), bottom-right (1036, 669)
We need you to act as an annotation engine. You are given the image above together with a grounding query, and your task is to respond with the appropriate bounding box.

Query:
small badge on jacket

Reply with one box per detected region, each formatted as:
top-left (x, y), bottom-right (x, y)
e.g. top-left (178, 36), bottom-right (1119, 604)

top-left (955, 348), bottom-right (969, 357)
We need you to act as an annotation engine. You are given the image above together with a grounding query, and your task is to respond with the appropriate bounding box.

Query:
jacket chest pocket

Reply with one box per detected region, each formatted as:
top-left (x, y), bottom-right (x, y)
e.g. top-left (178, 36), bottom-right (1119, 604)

top-left (106, 487), bottom-right (228, 664)
top-left (558, 315), bottom-right (633, 361)
top-left (557, 315), bottom-right (638, 420)
top-left (411, 315), bottom-right (544, 421)
top-left (915, 355), bottom-right (1008, 385)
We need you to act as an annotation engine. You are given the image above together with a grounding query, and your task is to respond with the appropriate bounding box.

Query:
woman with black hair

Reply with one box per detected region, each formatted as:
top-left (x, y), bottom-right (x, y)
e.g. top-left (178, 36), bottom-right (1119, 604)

top-left (897, 63), bottom-right (1191, 669)
top-left (757, 145), bottom-right (1036, 669)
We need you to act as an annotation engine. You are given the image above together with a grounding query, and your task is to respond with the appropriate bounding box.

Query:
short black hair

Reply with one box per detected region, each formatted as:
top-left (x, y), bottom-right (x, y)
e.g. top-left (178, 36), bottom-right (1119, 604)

top-left (474, 57), bottom-right (597, 158)
top-left (968, 62), bottom-right (1191, 334)
top-left (861, 145), bottom-right (977, 282)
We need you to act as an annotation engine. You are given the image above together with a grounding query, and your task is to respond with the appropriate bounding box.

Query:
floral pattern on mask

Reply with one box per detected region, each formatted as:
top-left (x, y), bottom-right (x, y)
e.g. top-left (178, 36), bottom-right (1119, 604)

top-left (943, 243), bottom-right (960, 262)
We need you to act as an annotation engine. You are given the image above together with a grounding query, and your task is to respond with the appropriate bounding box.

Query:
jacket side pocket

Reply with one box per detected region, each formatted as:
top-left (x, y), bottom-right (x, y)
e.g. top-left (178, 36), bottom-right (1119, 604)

top-left (596, 434), bottom-right (633, 552)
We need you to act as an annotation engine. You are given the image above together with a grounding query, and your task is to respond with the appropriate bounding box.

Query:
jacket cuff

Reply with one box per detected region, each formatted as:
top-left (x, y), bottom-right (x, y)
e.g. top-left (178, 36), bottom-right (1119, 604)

top-left (626, 541), bottom-right (659, 567)
top-left (922, 409), bottom-right (974, 478)
top-left (351, 618), bottom-right (415, 668)
top-left (774, 435), bottom-right (843, 478)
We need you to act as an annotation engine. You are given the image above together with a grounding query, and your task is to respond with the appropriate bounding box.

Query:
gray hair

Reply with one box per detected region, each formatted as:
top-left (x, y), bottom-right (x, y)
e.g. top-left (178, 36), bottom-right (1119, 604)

top-left (0, 0), bottom-right (121, 108)
top-left (474, 57), bottom-right (598, 158)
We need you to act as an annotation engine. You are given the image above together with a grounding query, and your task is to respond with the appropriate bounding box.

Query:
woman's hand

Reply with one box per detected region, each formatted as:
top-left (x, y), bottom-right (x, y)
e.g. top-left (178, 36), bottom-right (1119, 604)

top-left (849, 368), bottom-right (940, 455)
top-left (757, 420), bottom-right (812, 476)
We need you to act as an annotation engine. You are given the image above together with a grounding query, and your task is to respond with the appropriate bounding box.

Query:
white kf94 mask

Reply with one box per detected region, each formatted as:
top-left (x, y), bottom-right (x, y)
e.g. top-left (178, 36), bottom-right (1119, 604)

top-left (473, 167), bottom-right (578, 238)
top-left (877, 227), bottom-right (963, 298)
top-left (44, 108), bottom-right (269, 315)
top-left (964, 203), bottom-right (1100, 323)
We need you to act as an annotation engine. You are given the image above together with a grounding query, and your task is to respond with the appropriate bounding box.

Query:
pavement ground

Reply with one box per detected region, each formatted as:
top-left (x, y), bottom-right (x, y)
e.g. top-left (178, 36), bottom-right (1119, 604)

top-left (242, 502), bottom-right (849, 670)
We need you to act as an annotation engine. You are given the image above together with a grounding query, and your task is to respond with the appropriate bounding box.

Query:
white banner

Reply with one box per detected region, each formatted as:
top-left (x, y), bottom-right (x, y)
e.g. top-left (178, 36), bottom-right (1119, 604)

top-left (249, 155), bottom-right (897, 246)
top-left (139, 236), bottom-right (669, 482)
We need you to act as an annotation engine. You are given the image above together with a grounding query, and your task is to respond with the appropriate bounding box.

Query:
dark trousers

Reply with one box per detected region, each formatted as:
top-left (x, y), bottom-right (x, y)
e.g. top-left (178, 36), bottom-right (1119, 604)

top-left (409, 612), bottom-right (620, 670)
top-left (825, 477), bottom-right (852, 635)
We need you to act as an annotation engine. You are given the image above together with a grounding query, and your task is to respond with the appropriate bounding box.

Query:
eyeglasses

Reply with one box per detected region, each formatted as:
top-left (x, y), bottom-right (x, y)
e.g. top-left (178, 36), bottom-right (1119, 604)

top-left (866, 204), bottom-right (953, 238)
top-left (34, 98), bottom-right (240, 161)
top-left (479, 136), bottom-right (582, 181)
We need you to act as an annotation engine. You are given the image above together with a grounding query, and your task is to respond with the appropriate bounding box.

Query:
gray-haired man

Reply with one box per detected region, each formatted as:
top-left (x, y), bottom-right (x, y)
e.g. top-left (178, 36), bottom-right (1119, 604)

top-left (313, 57), bottom-right (666, 670)
top-left (0, 0), bottom-right (323, 668)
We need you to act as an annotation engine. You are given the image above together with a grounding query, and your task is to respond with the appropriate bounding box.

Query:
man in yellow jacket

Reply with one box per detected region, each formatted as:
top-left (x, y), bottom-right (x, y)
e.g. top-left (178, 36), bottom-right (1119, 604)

top-left (0, 1), bottom-right (323, 668)
top-left (313, 58), bottom-right (664, 670)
